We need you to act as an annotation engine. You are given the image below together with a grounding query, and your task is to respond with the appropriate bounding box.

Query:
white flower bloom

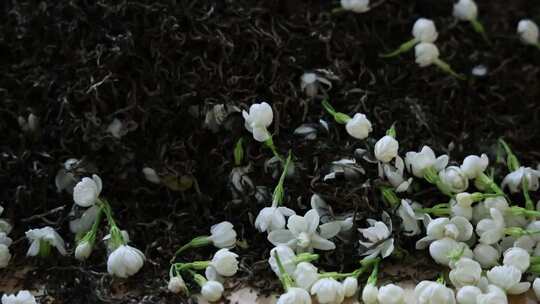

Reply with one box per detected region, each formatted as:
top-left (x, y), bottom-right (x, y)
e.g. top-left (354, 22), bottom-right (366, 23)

top-left (405, 146), bottom-right (448, 178)
top-left (383, 156), bottom-right (412, 192)
top-left (201, 280), bottom-right (224, 302)
top-left (518, 19), bottom-right (539, 45)
top-left (311, 278), bottom-right (345, 304)
top-left (142, 167), bottom-right (160, 184)
top-left (277, 287), bottom-right (312, 304)
top-left (374, 135), bottom-right (399, 163)
top-left (300, 72), bottom-right (332, 98)
top-left (293, 262), bottom-right (319, 290)
top-left (487, 265), bottom-right (530, 295)
top-left (502, 247), bottom-right (530, 272)
top-left (342, 277), bottom-right (358, 298)
top-left (533, 278), bottom-right (540, 302)
top-left (456, 285), bottom-right (482, 304)
top-left (345, 113), bottom-right (372, 139)
top-left (429, 238), bottom-right (472, 266)
top-left (75, 240), bottom-right (93, 261)
top-left (205, 265), bottom-right (224, 283)
top-left (460, 154), bottom-right (489, 179)
top-left (362, 283), bottom-right (379, 304)
top-left (449, 257), bottom-right (482, 288)
top-left (25, 226), bottom-right (66, 256)
top-left (476, 285), bottom-right (508, 304)
top-left (473, 243), bottom-right (500, 268)
top-left (107, 245), bottom-right (145, 278)
top-left (472, 197), bottom-right (508, 224)
top-left (242, 102), bottom-right (273, 142)
top-left (209, 221), bottom-right (237, 248)
top-left (340, 0), bottom-right (370, 13)
top-left (210, 248), bottom-right (239, 277)
top-left (69, 205), bottom-right (100, 234)
top-left (107, 118), bottom-right (124, 138)
top-left (416, 216), bottom-right (473, 249)
top-left (414, 43), bottom-right (440, 67)
top-left (268, 209), bottom-right (340, 253)
top-left (476, 208), bottom-right (505, 245)
top-left (453, 0), bottom-right (478, 21)
top-left (103, 230), bottom-right (130, 252)
top-left (451, 196), bottom-right (473, 220)
top-left (412, 18), bottom-right (438, 43)
top-left (73, 174), bottom-right (103, 207)
top-left (358, 218), bottom-right (394, 259)
top-left (502, 167), bottom-right (540, 193)
top-left (1, 291), bottom-right (37, 304)
top-left (439, 166), bottom-right (469, 193)
top-left (0, 244), bottom-right (11, 268)
top-left (268, 245), bottom-right (297, 276)
top-left (397, 199), bottom-right (422, 236)
top-left (255, 205), bottom-right (295, 232)
top-left (415, 281), bottom-right (456, 304)
top-left (168, 275), bottom-right (187, 294)
top-left (378, 284), bottom-right (405, 304)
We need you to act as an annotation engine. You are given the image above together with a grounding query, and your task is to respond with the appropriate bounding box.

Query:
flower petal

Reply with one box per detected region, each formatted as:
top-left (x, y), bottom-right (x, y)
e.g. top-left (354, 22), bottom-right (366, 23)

top-left (310, 234), bottom-right (336, 251)
top-left (268, 229), bottom-right (295, 247)
top-left (319, 222), bottom-right (341, 239)
top-left (304, 209), bottom-right (320, 233)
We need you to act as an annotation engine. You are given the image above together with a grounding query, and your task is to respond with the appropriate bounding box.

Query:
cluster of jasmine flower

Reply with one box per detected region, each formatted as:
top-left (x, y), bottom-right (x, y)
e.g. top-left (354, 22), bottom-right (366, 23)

top-left (167, 221), bottom-right (238, 302)
top-left (2, 290), bottom-right (37, 304)
top-left (0, 206), bottom-right (13, 269)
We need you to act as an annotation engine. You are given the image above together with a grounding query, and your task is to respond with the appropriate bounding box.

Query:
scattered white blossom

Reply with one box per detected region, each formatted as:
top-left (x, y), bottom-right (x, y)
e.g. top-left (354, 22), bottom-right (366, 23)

top-left (73, 174), bottom-right (103, 207)
top-left (405, 146), bottom-right (448, 178)
top-left (201, 280), bottom-right (224, 302)
top-left (210, 248), bottom-right (239, 277)
top-left (310, 278), bottom-right (345, 304)
top-left (453, 0), bottom-right (478, 21)
top-left (340, 0), bottom-right (370, 13)
top-left (412, 18), bottom-right (438, 43)
top-left (209, 221), bottom-right (237, 249)
top-left (242, 102), bottom-right (273, 142)
top-left (502, 166), bottom-right (540, 193)
top-left (358, 216), bottom-right (394, 259)
top-left (460, 154), bottom-right (489, 179)
top-left (374, 135), bottom-right (399, 163)
top-left (107, 245), bottom-right (145, 278)
top-left (276, 287), bottom-right (312, 304)
top-left (25, 226), bottom-right (67, 256)
top-left (293, 262), bottom-right (319, 290)
top-left (345, 113), bottom-right (372, 139)
top-left (487, 265), bottom-right (530, 294)
top-left (439, 166), bottom-right (469, 193)
top-left (414, 280), bottom-right (456, 304)
top-left (518, 19), bottom-right (539, 46)
top-left (414, 43), bottom-right (440, 67)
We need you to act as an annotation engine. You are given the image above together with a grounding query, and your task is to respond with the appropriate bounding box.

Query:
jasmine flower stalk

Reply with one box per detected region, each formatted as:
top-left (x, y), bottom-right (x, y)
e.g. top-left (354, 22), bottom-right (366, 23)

top-left (319, 257), bottom-right (380, 279)
top-left (380, 18), bottom-right (438, 58)
top-left (321, 99), bottom-right (372, 140)
top-left (75, 207), bottom-right (103, 260)
top-left (499, 138), bottom-right (535, 210)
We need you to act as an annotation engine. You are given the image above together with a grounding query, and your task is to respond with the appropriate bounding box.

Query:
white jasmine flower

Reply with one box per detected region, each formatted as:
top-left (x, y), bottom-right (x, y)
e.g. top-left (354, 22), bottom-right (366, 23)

top-left (311, 278), bottom-right (345, 304)
top-left (453, 0), bottom-right (478, 21)
top-left (142, 167), bottom-right (160, 184)
top-left (429, 238), bottom-right (472, 266)
top-left (502, 166), bottom-right (540, 193)
top-left (293, 262), bottom-right (319, 290)
top-left (69, 205), bottom-right (100, 234)
top-left (25, 226), bottom-right (66, 256)
top-left (476, 208), bottom-right (505, 245)
top-left (345, 113), bottom-right (372, 139)
top-left (476, 285), bottom-right (508, 304)
top-left (503, 247), bottom-right (530, 272)
top-left (449, 257), bottom-right (482, 288)
top-left (54, 158), bottom-right (80, 193)
top-left (268, 245), bottom-right (297, 276)
top-left (487, 265), bottom-right (530, 294)
top-left (451, 197), bottom-right (473, 221)
top-left (456, 285), bottom-right (482, 304)
top-left (473, 243), bottom-right (500, 268)
top-left (255, 205), bottom-right (295, 232)
top-left (518, 19), bottom-right (539, 45)
top-left (340, 0), bottom-right (370, 13)
top-left (75, 240), bottom-right (93, 261)
top-left (378, 284), bottom-right (405, 304)
top-left (103, 230), bottom-right (130, 252)
top-left (362, 283), bottom-right (379, 304)
top-left (439, 166), bottom-right (469, 193)
top-left (242, 102), bottom-right (273, 142)
top-left (533, 278), bottom-right (540, 301)
top-left (210, 248), bottom-right (239, 277)
top-left (209, 221), bottom-right (237, 249)
top-left (0, 232), bottom-right (12, 247)
top-left (412, 18), bottom-right (438, 43)
top-left (168, 275), bottom-right (187, 294)
top-left (107, 245), bottom-right (145, 278)
top-left (1, 290), bottom-right (37, 304)
top-left (405, 146), bottom-right (449, 178)
top-left (416, 216), bottom-right (473, 249)
top-left (397, 199), bottom-right (422, 236)
top-left (383, 156), bottom-right (412, 192)
top-left (342, 277), bottom-right (358, 298)
top-left (107, 118), bottom-right (124, 138)
top-left (18, 113), bottom-right (39, 133)
top-left (0, 244), bottom-right (11, 268)
top-left (300, 72), bottom-right (332, 98)
top-left (201, 280), bottom-right (224, 302)
top-left (374, 135), bottom-right (399, 163)
top-left (268, 209), bottom-right (340, 252)
top-left (73, 174), bottom-right (103, 207)
top-left (415, 42), bottom-right (440, 67)
top-left (460, 154), bottom-right (489, 179)
top-left (358, 218), bottom-right (394, 259)
top-left (472, 197), bottom-right (508, 224)
top-left (277, 287), bottom-right (312, 304)
top-left (414, 280), bottom-right (456, 304)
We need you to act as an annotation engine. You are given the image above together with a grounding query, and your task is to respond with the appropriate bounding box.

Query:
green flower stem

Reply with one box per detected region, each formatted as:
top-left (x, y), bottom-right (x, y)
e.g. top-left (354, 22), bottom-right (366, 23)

top-left (272, 151), bottom-right (293, 206)
top-left (264, 136), bottom-right (284, 163)
top-left (437, 274), bottom-right (446, 285)
top-left (274, 252), bottom-right (294, 291)
top-left (38, 240), bottom-right (51, 258)
top-left (379, 38), bottom-right (418, 58)
top-left (423, 167), bottom-right (453, 197)
top-left (79, 207), bottom-right (104, 246)
top-left (320, 257), bottom-right (381, 280)
top-left (98, 199), bottom-right (125, 248)
top-left (293, 253), bottom-right (319, 264)
top-left (530, 256), bottom-right (540, 264)
top-left (499, 138), bottom-right (520, 171)
top-left (366, 260), bottom-right (379, 285)
top-left (190, 270), bottom-right (208, 287)
top-left (169, 236), bottom-right (211, 263)
top-left (475, 173), bottom-right (504, 195)
top-left (470, 19), bottom-right (491, 45)
top-left (447, 244), bottom-right (466, 262)
top-left (234, 138), bottom-right (244, 166)
top-left (433, 59), bottom-right (467, 80)
top-left (175, 261), bottom-right (211, 272)
top-left (380, 187), bottom-right (400, 207)
top-left (321, 99), bottom-right (351, 124)
top-left (522, 178), bottom-right (534, 211)
top-left (386, 125), bottom-right (397, 138)
top-left (417, 205), bottom-right (451, 217)
top-left (504, 227), bottom-right (540, 237)
top-left (509, 206), bottom-right (540, 218)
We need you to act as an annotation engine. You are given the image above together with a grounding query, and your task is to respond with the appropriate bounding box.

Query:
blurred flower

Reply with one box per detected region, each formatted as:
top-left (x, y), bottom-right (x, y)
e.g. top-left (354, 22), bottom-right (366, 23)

top-left (1, 291), bottom-right (36, 304)
top-left (397, 199), bottom-right (422, 236)
top-left (456, 286), bottom-right (482, 304)
top-left (453, 0), bottom-right (478, 21)
top-left (518, 19), bottom-right (539, 46)
top-left (473, 243), bottom-right (500, 268)
top-left (503, 247), bottom-right (530, 272)
top-left (75, 240), bottom-right (93, 261)
top-left (487, 265), bottom-right (530, 294)
top-left (168, 275), bottom-right (188, 294)
top-left (300, 72), bottom-right (332, 98)
top-left (476, 285), bottom-right (508, 304)
top-left (429, 238), bottom-right (472, 266)
top-left (382, 156), bottom-right (412, 192)
top-left (412, 18), bottom-right (438, 43)
top-left (142, 167), bottom-right (160, 184)
top-left (293, 262), bottom-right (319, 290)
top-left (415, 42), bottom-right (440, 67)
top-left (0, 244), bottom-right (11, 268)
top-left (340, 0), bottom-right (369, 13)
top-left (268, 245), bottom-right (297, 276)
